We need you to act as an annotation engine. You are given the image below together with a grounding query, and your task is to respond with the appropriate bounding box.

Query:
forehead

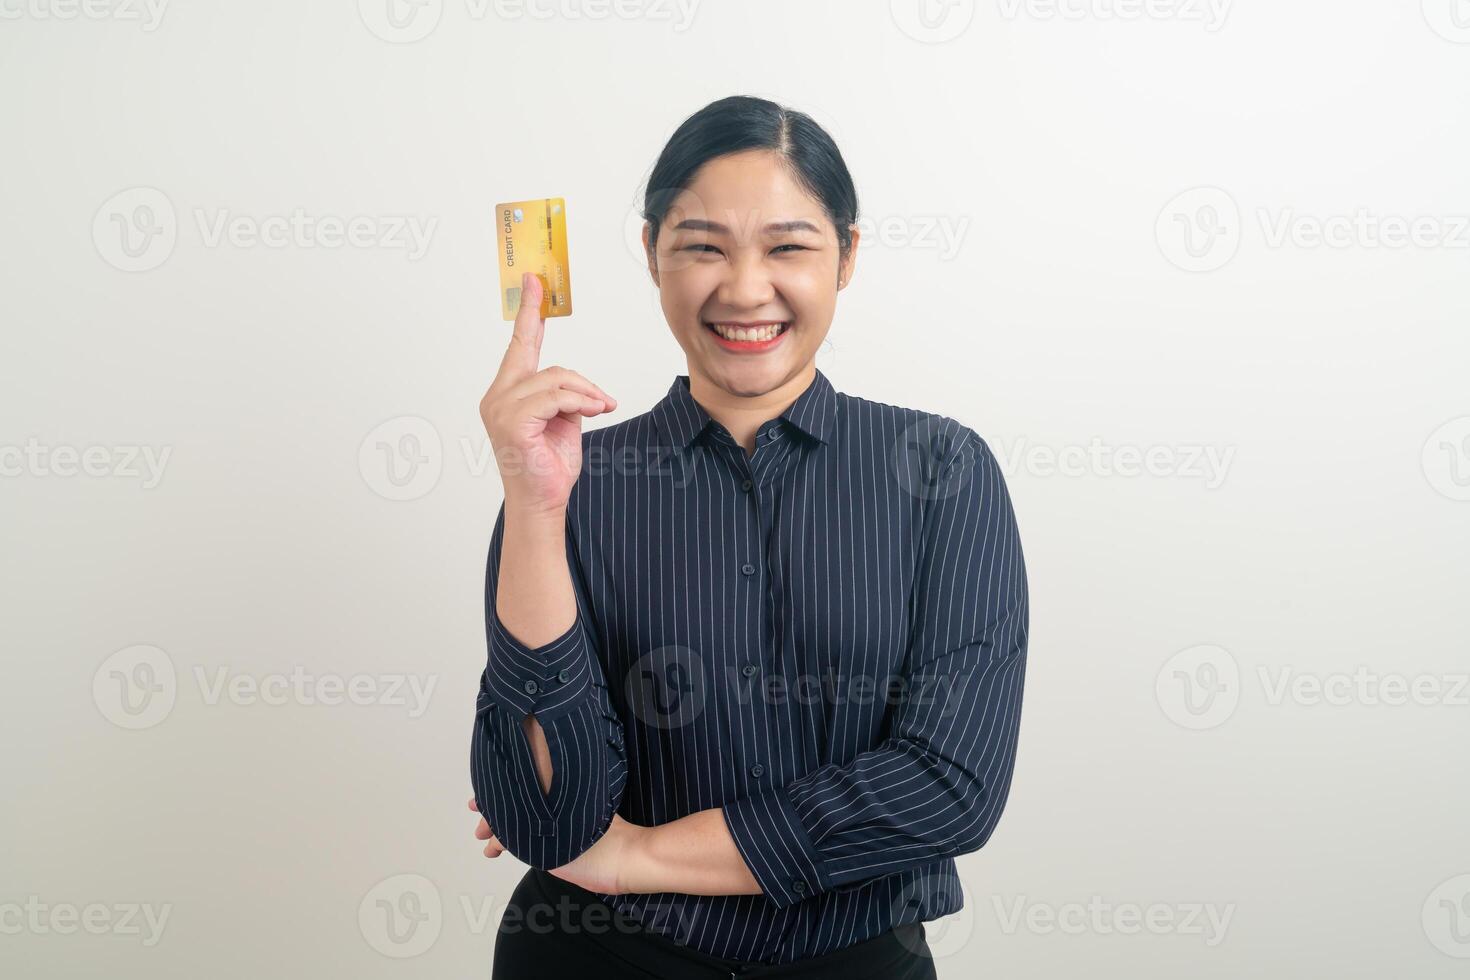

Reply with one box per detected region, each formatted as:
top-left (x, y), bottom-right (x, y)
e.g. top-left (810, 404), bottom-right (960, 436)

top-left (667, 150), bottom-right (828, 229)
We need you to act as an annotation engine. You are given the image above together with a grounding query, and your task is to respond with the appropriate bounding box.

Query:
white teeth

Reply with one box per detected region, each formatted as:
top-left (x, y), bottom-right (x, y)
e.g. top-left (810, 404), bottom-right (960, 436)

top-left (708, 322), bottom-right (787, 342)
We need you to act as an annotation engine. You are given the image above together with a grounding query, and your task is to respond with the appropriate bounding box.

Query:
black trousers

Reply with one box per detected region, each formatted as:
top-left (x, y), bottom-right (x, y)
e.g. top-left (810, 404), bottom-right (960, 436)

top-left (491, 867), bottom-right (940, 980)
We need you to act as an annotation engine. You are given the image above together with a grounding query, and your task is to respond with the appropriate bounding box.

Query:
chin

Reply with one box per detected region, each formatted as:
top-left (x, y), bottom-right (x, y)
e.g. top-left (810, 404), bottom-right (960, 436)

top-left (711, 361), bottom-right (797, 398)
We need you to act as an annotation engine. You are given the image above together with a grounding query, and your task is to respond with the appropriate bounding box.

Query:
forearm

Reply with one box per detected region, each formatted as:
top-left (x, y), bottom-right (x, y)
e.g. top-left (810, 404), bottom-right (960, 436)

top-left (625, 808), bottom-right (762, 897)
top-left (497, 502), bottom-right (575, 648)
top-left (496, 502), bottom-right (573, 795)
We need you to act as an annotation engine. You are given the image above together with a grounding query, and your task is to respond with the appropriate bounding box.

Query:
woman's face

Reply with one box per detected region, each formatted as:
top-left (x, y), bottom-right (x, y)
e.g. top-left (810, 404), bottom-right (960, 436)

top-left (644, 149), bottom-right (858, 398)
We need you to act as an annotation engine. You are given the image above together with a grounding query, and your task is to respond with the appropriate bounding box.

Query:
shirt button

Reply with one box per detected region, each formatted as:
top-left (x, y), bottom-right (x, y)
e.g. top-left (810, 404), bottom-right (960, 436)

top-left (556, 668), bottom-right (571, 684)
top-left (741, 479), bottom-right (753, 492)
top-left (523, 680), bottom-right (539, 695)
top-left (749, 764), bottom-right (764, 777)
top-left (740, 562), bottom-right (756, 576)
top-left (742, 664), bottom-right (758, 677)
top-left (792, 879), bottom-right (807, 895)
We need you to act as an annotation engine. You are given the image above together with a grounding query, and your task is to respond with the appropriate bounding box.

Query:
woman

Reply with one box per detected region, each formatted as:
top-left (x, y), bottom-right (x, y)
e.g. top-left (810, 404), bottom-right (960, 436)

top-left (468, 95), bottom-right (1029, 979)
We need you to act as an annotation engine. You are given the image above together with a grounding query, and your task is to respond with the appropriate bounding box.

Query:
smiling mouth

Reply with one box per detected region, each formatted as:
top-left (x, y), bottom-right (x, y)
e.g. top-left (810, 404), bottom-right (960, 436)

top-left (702, 321), bottom-right (791, 344)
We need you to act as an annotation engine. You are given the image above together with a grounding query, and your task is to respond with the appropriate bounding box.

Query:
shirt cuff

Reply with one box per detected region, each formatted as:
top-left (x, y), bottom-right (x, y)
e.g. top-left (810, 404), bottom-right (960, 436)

top-left (721, 786), bottom-right (828, 910)
top-left (481, 604), bottom-right (595, 723)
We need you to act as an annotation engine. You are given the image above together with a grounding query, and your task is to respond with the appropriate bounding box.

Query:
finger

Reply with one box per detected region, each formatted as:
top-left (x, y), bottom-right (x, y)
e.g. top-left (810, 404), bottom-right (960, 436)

top-left (507, 366), bottom-right (617, 411)
top-left (494, 272), bottom-right (547, 387)
top-left (483, 837), bottom-right (504, 858)
top-left (467, 796), bottom-right (477, 811)
top-left (519, 389), bottom-right (609, 423)
top-left (475, 817), bottom-right (493, 841)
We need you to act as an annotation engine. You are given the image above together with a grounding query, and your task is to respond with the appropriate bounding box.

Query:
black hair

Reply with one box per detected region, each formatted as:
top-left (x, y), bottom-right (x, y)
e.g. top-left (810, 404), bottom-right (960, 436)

top-left (641, 96), bottom-right (859, 269)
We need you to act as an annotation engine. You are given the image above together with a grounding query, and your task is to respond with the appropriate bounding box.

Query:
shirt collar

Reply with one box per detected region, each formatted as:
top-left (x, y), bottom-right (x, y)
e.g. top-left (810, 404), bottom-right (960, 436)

top-left (652, 368), bottom-right (838, 451)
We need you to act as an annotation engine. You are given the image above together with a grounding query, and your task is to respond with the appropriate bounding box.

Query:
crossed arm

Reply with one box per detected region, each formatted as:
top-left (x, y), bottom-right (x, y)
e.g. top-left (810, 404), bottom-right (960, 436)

top-left (468, 780), bottom-right (761, 897)
top-left (469, 429), bottom-right (1028, 906)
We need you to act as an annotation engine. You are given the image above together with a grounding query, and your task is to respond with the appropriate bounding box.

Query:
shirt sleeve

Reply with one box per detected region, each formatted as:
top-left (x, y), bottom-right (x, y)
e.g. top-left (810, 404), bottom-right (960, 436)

top-left (721, 427), bottom-right (1028, 909)
top-left (470, 500), bottom-right (628, 870)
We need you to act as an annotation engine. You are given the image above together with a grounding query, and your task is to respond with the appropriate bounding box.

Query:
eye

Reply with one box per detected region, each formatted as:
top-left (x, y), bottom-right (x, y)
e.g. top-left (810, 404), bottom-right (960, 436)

top-left (682, 244), bottom-right (721, 253)
top-left (771, 244), bottom-right (807, 254)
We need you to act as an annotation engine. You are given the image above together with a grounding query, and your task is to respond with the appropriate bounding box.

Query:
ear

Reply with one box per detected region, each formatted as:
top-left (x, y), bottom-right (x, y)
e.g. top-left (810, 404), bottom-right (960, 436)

top-left (837, 224), bottom-right (860, 290)
top-left (642, 221), bottom-right (660, 288)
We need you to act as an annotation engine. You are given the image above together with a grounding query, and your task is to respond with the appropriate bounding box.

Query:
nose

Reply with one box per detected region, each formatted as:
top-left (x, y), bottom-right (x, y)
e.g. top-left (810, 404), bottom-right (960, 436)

top-left (716, 253), bottom-right (776, 311)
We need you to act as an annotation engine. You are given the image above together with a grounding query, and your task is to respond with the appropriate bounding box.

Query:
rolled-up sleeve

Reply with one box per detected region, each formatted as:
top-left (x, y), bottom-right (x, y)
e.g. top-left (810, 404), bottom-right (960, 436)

top-left (722, 430), bottom-right (1028, 909)
top-left (470, 501), bottom-right (628, 870)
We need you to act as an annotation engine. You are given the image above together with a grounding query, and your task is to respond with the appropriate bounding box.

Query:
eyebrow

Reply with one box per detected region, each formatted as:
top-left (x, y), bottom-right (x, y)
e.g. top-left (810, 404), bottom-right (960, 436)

top-left (671, 218), bottom-right (823, 235)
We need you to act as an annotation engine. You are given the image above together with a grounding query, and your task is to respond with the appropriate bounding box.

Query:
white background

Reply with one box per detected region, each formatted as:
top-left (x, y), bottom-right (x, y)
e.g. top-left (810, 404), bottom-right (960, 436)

top-left (3, 0), bottom-right (1468, 976)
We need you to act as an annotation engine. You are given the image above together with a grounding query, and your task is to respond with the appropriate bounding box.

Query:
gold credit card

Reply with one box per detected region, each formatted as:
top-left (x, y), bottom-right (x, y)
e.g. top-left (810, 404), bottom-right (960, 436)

top-left (495, 197), bottom-right (572, 320)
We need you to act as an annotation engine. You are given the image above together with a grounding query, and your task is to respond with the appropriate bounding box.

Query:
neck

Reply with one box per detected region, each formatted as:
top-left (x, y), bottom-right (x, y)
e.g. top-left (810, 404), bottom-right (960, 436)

top-left (687, 363), bottom-right (816, 456)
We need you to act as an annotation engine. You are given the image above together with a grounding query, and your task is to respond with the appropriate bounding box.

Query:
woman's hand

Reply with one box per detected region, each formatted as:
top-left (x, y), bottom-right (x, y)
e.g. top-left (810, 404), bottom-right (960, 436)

top-left (479, 272), bottom-right (617, 516)
top-left (466, 796), bottom-right (650, 895)
top-left (468, 795), bottom-right (505, 858)
top-left (544, 814), bottom-right (650, 895)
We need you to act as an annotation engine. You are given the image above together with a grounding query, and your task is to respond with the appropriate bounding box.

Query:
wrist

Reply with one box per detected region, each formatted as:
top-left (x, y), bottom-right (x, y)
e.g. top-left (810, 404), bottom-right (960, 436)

top-left (619, 821), bottom-right (665, 895)
top-left (502, 495), bottom-right (567, 528)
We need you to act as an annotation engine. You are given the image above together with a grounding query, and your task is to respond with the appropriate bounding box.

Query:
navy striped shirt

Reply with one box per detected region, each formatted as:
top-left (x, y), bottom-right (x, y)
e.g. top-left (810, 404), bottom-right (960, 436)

top-left (470, 367), bottom-right (1028, 965)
